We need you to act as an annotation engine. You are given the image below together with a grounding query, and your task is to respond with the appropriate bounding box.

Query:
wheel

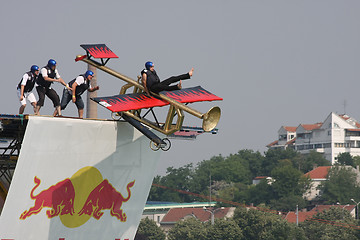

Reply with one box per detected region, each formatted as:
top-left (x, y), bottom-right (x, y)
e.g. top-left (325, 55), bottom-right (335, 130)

top-left (160, 138), bottom-right (171, 151)
top-left (150, 139), bottom-right (161, 151)
top-left (111, 112), bottom-right (122, 120)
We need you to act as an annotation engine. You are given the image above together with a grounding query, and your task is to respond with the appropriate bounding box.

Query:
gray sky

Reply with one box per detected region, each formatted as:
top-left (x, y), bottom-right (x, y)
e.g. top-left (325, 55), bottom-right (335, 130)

top-left (1, 0), bottom-right (360, 175)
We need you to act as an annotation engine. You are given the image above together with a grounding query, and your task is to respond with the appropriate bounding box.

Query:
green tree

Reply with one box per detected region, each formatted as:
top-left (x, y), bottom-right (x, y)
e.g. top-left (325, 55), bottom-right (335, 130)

top-left (167, 218), bottom-right (207, 240)
top-left (318, 166), bottom-right (360, 204)
top-left (336, 152), bottom-right (355, 167)
top-left (147, 175), bottom-right (162, 201)
top-left (206, 219), bottom-right (243, 240)
top-left (148, 164), bottom-right (195, 202)
top-left (263, 148), bottom-right (299, 175)
top-left (245, 179), bottom-right (274, 206)
top-left (271, 164), bottom-right (310, 197)
top-left (300, 207), bottom-right (360, 240)
top-left (235, 149), bottom-right (264, 179)
top-left (233, 206), bottom-right (297, 240)
top-left (135, 218), bottom-right (166, 240)
top-left (269, 194), bottom-right (306, 212)
top-left (292, 150), bottom-right (331, 173)
top-left (353, 156), bottom-right (360, 167)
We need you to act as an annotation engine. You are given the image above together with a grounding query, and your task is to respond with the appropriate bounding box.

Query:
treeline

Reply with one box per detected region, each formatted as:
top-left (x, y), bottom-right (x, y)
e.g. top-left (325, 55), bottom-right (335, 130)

top-left (149, 148), bottom-right (360, 211)
top-left (135, 206), bottom-right (360, 240)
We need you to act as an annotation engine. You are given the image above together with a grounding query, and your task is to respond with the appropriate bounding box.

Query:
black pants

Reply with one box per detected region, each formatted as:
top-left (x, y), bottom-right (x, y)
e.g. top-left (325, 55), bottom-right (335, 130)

top-left (150, 73), bottom-right (190, 93)
top-left (36, 86), bottom-right (60, 107)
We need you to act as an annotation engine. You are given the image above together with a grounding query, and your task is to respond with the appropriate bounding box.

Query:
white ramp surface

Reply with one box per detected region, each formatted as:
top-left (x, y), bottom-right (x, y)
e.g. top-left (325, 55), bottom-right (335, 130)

top-left (0, 116), bottom-right (161, 240)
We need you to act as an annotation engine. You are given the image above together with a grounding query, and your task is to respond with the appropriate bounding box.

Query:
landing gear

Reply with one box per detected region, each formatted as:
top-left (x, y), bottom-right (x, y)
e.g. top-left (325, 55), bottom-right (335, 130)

top-left (121, 113), bottom-right (171, 151)
top-left (111, 112), bottom-right (121, 120)
top-left (150, 138), bottom-right (171, 151)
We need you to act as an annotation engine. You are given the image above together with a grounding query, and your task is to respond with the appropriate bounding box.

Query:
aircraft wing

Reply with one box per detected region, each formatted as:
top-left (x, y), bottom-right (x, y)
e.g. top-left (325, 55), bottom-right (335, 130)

top-left (91, 86), bottom-right (223, 113)
top-left (80, 44), bottom-right (118, 59)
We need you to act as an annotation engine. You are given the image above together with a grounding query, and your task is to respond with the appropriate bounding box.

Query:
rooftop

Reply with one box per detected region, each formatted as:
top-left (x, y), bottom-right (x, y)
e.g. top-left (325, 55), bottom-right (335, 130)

top-left (284, 126), bottom-right (297, 132)
top-left (285, 205), bottom-right (356, 223)
top-left (305, 166), bottom-right (331, 179)
top-left (300, 123), bottom-right (323, 131)
top-left (161, 207), bottom-right (233, 224)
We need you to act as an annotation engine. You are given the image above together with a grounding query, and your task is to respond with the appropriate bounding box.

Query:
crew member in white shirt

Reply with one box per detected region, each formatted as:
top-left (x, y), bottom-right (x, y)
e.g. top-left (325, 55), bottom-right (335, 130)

top-left (16, 65), bottom-right (39, 114)
top-left (60, 70), bottom-right (99, 118)
top-left (35, 59), bottom-right (68, 116)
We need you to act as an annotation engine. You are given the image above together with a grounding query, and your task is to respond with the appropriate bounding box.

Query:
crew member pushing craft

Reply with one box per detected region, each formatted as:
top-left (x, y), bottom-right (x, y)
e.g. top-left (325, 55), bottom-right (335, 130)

top-left (17, 65), bottom-right (39, 114)
top-left (60, 70), bottom-right (99, 118)
top-left (141, 61), bottom-right (194, 95)
top-left (35, 59), bottom-right (68, 116)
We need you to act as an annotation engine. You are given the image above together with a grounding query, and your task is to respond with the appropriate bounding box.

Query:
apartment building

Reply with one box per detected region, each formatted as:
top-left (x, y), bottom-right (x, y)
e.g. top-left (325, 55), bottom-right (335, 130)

top-left (267, 112), bottom-right (360, 164)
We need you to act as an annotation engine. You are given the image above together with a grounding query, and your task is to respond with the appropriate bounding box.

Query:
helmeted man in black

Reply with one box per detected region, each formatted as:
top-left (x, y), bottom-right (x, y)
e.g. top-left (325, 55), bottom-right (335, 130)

top-left (141, 61), bottom-right (194, 95)
top-left (35, 59), bottom-right (68, 116)
top-left (60, 70), bottom-right (99, 118)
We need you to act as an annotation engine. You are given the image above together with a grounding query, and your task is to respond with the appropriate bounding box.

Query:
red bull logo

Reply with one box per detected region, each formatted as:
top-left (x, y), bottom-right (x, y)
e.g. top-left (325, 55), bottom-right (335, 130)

top-left (19, 166), bottom-right (135, 228)
top-left (78, 179), bottom-right (135, 222)
top-left (20, 177), bottom-right (75, 220)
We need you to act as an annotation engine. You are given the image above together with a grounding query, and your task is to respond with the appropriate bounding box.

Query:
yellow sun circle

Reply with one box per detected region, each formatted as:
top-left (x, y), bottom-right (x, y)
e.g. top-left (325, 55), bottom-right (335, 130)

top-left (60, 166), bottom-right (103, 228)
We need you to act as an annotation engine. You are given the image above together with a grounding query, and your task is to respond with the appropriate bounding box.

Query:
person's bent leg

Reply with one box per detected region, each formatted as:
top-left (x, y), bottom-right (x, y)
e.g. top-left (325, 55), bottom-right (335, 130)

top-left (27, 92), bottom-right (37, 115)
top-left (54, 106), bottom-right (61, 117)
top-left (31, 102), bottom-right (37, 114)
top-left (46, 88), bottom-right (61, 116)
top-left (35, 86), bottom-right (46, 115)
top-left (17, 89), bottom-right (27, 114)
top-left (75, 97), bottom-right (85, 118)
top-left (60, 88), bottom-right (72, 111)
top-left (19, 105), bottom-right (26, 114)
top-left (78, 109), bottom-right (84, 119)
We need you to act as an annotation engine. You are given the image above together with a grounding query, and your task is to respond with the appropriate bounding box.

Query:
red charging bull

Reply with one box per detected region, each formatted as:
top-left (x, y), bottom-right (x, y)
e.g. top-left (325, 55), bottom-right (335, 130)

top-left (20, 176), bottom-right (75, 220)
top-left (78, 179), bottom-right (135, 222)
top-left (20, 175), bottom-right (135, 224)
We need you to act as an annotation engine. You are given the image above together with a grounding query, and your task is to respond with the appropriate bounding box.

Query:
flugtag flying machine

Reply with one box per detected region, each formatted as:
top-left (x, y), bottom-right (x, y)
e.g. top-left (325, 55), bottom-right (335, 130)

top-left (75, 44), bottom-right (222, 151)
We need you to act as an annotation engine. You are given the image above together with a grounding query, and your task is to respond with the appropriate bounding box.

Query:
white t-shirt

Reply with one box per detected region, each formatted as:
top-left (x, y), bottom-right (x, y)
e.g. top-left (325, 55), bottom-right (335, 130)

top-left (19, 73), bottom-right (30, 86)
top-left (40, 67), bottom-right (61, 79)
top-left (67, 75), bottom-right (90, 95)
top-left (75, 75), bottom-right (86, 86)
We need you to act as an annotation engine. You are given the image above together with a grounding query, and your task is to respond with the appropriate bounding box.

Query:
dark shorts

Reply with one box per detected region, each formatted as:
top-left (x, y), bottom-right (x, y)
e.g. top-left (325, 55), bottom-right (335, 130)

top-left (36, 86), bottom-right (60, 107)
top-left (60, 88), bottom-right (85, 110)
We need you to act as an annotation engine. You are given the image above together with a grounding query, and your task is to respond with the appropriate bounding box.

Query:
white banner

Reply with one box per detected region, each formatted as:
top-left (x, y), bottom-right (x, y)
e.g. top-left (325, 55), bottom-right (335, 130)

top-left (0, 116), bottom-right (161, 240)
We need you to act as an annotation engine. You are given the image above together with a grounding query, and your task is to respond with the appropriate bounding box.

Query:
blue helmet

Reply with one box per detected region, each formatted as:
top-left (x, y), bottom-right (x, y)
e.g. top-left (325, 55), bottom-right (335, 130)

top-left (145, 61), bottom-right (154, 70)
top-left (85, 70), bottom-right (94, 78)
top-left (47, 59), bottom-right (56, 68)
top-left (30, 65), bottom-right (39, 73)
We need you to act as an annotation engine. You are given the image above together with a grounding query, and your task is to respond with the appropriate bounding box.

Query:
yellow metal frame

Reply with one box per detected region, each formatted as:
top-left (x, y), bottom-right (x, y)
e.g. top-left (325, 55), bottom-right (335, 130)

top-left (76, 55), bottom-right (221, 135)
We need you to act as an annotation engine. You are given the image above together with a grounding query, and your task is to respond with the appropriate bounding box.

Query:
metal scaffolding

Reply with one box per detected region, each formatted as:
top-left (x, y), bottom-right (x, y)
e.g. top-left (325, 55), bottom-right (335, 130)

top-left (0, 114), bottom-right (28, 200)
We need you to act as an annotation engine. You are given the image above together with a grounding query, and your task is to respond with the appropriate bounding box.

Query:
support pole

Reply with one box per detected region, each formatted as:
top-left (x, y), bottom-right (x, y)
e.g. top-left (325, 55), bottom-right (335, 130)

top-left (296, 204), bottom-right (299, 226)
top-left (86, 64), bottom-right (97, 119)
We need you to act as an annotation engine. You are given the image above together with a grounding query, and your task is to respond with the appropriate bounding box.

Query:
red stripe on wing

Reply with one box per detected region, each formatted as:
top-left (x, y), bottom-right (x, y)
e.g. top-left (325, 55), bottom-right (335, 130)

top-left (92, 86), bottom-right (222, 113)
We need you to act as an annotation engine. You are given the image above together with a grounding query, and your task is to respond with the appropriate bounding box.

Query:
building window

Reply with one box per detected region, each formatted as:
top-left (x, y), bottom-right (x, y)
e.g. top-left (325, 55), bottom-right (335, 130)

top-left (335, 143), bottom-right (344, 148)
top-left (323, 143), bottom-right (331, 148)
top-left (157, 216), bottom-right (160, 223)
top-left (315, 144), bottom-right (323, 149)
top-left (346, 131), bottom-right (360, 137)
top-left (279, 134), bottom-right (287, 140)
top-left (305, 144), bottom-right (314, 150)
top-left (328, 130), bottom-right (331, 136)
